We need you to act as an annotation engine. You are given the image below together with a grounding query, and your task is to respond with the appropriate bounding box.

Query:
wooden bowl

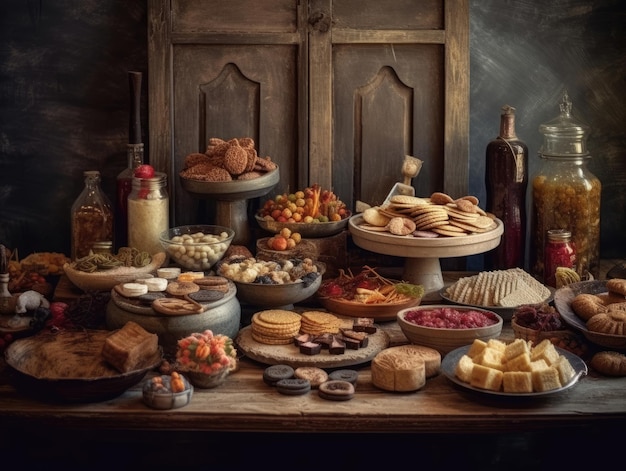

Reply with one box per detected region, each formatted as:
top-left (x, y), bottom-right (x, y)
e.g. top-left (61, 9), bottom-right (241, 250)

top-left (5, 330), bottom-right (162, 403)
top-left (63, 252), bottom-right (166, 292)
top-left (319, 295), bottom-right (421, 322)
top-left (397, 305), bottom-right (503, 354)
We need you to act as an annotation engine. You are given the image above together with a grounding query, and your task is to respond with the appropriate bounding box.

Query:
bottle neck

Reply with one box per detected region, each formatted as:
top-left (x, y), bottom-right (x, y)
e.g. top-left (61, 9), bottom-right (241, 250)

top-left (499, 113), bottom-right (517, 140)
top-left (127, 143), bottom-right (144, 169)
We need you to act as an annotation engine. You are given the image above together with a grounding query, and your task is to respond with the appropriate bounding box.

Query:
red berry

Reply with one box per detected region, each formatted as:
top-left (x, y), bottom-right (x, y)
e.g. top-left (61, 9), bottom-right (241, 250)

top-left (134, 164), bottom-right (155, 179)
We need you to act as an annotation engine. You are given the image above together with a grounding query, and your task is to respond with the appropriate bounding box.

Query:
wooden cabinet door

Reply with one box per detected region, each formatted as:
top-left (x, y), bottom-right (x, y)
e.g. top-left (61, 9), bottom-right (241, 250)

top-left (148, 0), bottom-right (468, 223)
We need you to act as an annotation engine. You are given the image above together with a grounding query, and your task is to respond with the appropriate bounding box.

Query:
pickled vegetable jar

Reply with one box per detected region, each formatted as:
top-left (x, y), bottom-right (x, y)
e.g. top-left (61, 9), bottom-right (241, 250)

top-left (530, 91), bottom-right (601, 280)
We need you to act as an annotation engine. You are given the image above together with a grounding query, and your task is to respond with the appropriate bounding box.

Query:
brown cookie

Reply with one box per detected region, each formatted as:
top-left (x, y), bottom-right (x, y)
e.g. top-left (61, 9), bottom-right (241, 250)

top-left (152, 297), bottom-right (204, 316)
top-left (166, 281), bottom-right (200, 297)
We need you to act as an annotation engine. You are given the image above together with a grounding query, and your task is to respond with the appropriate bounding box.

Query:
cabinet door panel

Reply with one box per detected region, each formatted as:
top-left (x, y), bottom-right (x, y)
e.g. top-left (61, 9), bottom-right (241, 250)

top-left (332, 44), bottom-right (444, 207)
top-left (172, 45), bottom-right (298, 224)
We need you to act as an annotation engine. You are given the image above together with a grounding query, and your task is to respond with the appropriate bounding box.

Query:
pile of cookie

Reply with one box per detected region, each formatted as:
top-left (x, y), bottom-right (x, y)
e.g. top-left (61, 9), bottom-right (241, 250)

top-left (360, 192), bottom-right (497, 237)
top-left (263, 364), bottom-right (358, 400)
top-left (114, 273), bottom-right (231, 316)
top-left (250, 309), bottom-right (377, 356)
top-left (180, 137), bottom-right (277, 182)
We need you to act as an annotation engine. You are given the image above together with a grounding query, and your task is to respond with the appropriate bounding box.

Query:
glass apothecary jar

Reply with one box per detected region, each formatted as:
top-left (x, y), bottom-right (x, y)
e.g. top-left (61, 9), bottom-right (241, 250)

top-left (127, 172), bottom-right (169, 256)
top-left (530, 91), bottom-right (601, 282)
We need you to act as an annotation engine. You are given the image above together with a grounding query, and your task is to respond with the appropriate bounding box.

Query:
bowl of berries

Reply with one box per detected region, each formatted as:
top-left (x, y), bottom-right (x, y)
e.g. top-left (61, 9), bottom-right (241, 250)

top-left (256, 184), bottom-right (351, 238)
top-left (397, 304), bottom-right (503, 354)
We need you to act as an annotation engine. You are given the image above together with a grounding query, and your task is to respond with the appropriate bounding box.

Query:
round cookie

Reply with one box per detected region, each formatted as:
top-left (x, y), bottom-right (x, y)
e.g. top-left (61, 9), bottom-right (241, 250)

top-left (590, 351), bottom-right (626, 376)
top-left (294, 366), bottom-right (328, 388)
top-left (571, 293), bottom-right (607, 321)
top-left (186, 289), bottom-right (225, 303)
top-left (263, 364), bottom-right (295, 386)
top-left (166, 281), bottom-right (200, 297)
top-left (328, 369), bottom-right (359, 386)
top-left (276, 378), bottom-right (311, 396)
top-left (318, 380), bottom-right (355, 401)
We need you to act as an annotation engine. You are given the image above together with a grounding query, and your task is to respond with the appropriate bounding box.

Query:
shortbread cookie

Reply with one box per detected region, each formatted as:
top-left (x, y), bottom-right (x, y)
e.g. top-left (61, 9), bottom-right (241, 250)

top-left (166, 281), bottom-right (200, 297)
top-left (294, 366), bottom-right (328, 388)
top-left (318, 380), bottom-right (355, 401)
top-left (362, 207), bottom-right (390, 227)
top-left (606, 278), bottom-right (626, 297)
top-left (152, 297), bottom-right (204, 316)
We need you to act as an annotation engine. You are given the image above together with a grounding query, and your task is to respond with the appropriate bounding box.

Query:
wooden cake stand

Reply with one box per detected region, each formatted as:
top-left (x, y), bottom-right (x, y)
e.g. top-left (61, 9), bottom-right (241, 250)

top-left (349, 214), bottom-right (504, 301)
top-left (180, 168), bottom-right (279, 246)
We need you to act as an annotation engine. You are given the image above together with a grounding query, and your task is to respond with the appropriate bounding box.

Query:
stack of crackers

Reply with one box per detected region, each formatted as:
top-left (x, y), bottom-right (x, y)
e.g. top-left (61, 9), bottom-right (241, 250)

top-left (360, 192), bottom-right (497, 238)
top-left (250, 310), bottom-right (302, 345)
top-left (299, 311), bottom-right (342, 335)
top-left (444, 268), bottom-right (551, 308)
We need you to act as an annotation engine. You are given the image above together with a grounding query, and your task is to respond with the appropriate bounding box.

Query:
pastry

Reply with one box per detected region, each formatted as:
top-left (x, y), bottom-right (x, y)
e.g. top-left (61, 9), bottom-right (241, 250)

top-left (606, 278), bottom-right (626, 297)
top-left (101, 321), bottom-right (159, 373)
top-left (586, 310), bottom-right (626, 335)
top-left (590, 351), bottom-right (626, 376)
top-left (571, 293), bottom-right (607, 321)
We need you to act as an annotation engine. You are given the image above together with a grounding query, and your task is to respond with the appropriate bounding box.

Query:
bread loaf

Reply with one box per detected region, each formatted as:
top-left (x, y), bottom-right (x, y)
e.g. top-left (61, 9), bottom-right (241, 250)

top-left (101, 321), bottom-right (159, 373)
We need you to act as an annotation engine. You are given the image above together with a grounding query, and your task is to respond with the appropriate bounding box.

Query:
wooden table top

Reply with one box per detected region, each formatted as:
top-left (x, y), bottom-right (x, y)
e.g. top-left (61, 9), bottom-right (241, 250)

top-left (1, 263), bottom-right (625, 435)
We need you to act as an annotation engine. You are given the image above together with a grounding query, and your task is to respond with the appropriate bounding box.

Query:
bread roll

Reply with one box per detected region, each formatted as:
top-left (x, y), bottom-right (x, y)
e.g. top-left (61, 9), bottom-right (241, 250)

top-left (590, 351), bottom-right (626, 376)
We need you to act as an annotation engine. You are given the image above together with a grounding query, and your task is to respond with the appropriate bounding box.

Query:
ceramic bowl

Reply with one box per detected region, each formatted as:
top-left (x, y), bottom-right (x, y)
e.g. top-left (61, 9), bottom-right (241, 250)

top-left (255, 213), bottom-right (350, 238)
top-left (232, 273), bottom-right (322, 308)
top-left (397, 304), bottom-right (503, 354)
top-left (142, 374), bottom-right (193, 410)
top-left (160, 225), bottom-right (234, 271)
top-left (63, 252), bottom-right (167, 292)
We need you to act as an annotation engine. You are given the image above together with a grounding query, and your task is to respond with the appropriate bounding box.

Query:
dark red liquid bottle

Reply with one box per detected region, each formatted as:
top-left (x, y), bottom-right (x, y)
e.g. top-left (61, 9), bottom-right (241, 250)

top-left (484, 105), bottom-right (528, 270)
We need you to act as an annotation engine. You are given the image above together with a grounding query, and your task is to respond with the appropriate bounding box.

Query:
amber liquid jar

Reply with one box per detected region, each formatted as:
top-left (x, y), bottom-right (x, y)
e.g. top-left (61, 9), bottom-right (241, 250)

top-left (71, 170), bottom-right (114, 261)
top-left (484, 105), bottom-right (528, 270)
top-left (530, 92), bottom-right (601, 280)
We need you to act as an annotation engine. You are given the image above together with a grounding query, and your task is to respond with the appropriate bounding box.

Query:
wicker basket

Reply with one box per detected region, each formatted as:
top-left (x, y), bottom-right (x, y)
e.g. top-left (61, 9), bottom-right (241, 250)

top-left (511, 315), bottom-right (571, 344)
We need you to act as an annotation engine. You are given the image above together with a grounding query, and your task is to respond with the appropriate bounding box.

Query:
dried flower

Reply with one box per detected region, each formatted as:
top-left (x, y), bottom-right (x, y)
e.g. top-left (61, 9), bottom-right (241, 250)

top-left (175, 330), bottom-right (237, 374)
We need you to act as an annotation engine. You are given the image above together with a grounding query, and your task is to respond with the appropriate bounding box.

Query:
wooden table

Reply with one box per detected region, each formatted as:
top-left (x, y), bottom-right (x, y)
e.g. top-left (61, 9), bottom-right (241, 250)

top-left (1, 263), bottom-right (625, 466)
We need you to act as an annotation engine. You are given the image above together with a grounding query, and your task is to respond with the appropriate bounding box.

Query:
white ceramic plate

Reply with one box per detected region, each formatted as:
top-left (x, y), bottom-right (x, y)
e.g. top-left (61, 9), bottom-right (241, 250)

top-left (441, 344), bottom-right (587, 397)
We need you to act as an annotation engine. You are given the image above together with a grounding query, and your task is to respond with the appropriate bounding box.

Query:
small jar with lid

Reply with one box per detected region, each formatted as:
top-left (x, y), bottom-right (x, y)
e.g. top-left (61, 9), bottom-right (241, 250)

top-left (530, 91), bottom-right (601, 281)
top-left (71, 170), bottom-right (114, 261)
top-left (543, 229), bottom-right (576, 288)
top-left (127, 172), bottom-right (169, 256)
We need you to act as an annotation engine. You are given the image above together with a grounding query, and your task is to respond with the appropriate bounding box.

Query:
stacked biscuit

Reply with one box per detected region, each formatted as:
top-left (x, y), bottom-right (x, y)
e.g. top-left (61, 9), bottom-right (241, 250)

top-left (444, 268), bottom-right (551, 307)
top-left (180, 137), bottom-right (277, 182)
top-left (570, 278), bottom-right (626, 336)
top-left (299, 311), bottom-right (342, 335)
top-left (360, 192), bottom-right (497, 237)
top-left (251, 310), bottom-right (302, 345)
top-left (454, 338), bottom-right (576, 393)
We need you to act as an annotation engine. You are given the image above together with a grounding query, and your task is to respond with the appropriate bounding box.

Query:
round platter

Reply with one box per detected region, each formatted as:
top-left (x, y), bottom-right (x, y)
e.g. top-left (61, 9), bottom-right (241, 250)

top-left (255, 213), bottom-right (350, 238)
top-left (236, 321), bottom-right (389, 368)
top-left (441, 344), bottom-right (587, 397)
top-left (180, 167), bottom-right (279, 201)
top-left (553, 280), bottom-right (626, 349)
top-left (439, 286), bottom-right (555, 322)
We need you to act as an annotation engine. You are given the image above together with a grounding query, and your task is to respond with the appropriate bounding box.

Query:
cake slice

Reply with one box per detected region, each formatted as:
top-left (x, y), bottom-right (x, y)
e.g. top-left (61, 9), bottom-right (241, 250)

top-left (101, 321), bottom-right (159, 373)
top-left (502, 371), bottom-right (533, 393)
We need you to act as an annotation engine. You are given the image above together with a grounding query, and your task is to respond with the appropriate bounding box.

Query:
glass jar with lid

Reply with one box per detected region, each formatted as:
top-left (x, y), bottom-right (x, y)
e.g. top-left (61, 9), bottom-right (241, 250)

top-left (530, 91), bottom-right (601, 281)
top-left (71, 170), bottom-right (114, 261)
top-left (127, 172), bottom-right (169, 256)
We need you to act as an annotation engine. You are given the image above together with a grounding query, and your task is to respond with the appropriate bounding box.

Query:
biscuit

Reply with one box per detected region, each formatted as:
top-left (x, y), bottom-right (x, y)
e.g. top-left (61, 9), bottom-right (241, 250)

top-left (276, 378), bottom-right (311, 396)
top-left (263, 364), bottom-right (295, 386)
top-left (294, 367), bottom-right (328, 388)
top-left (328, 369), bottom-right (359, 386)
top-left (606, 278), bottom-right (626, 297)
top-left (389, 195), bottom-right (428, 206)
top-left (166, 281), bottom-right (200, 297)
top-left (362, 207), bottom-right (390, 227)
top-left (152, 297), bottom-right (204, 316)
top-left (318, 380), bottom-right (355, 401)
top-left (590, 351), bottom-right (626, 377)
top-left (571, 293), bottom-right (607, 321)
top-left (185, 289), bottom-right (225, 303)
top-left (430, 192), bottom-right (454, 205)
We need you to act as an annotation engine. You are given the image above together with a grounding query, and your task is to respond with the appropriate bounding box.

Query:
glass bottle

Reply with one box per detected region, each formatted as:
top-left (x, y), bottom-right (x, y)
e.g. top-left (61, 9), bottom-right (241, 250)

top-left (484, 105), bottom-right (528, 270)
top-left (530, 91), bottom-right (601, 281)
top-left (115, 143), bottom-right (143, 250)
top-left (127, 172), bottom-right (169, 256)
top-left (71, 170), bottom-right (114, 261)
top-left (544, 229), bottom-right (576, 288)
top-left (0, 244), bottom-right (13, 315)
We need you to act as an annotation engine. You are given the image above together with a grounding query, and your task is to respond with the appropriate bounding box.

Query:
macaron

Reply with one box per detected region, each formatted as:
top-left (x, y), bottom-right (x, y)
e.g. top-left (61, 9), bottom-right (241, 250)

top-left (120, 282), bottom-right (148, 297)
top-left (143, 277), bottom-right (168, 292)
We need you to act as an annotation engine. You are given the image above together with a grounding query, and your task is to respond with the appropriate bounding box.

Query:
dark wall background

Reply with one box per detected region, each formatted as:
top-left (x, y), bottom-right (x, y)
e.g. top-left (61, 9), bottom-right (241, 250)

top-left (1, 0), bottom-right (625, 266)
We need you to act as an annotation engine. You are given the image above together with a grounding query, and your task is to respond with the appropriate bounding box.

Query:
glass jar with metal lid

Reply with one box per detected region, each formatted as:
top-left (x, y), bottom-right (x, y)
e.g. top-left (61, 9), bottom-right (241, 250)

top-left (530, 91), bottom-right (601, 281)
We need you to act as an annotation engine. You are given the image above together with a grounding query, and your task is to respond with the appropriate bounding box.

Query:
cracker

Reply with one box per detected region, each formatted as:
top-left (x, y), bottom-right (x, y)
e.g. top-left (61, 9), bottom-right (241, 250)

top-left (257, 309), bottom-right (302, 325)
top-left (390, 195), bottom-right (428, 206)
